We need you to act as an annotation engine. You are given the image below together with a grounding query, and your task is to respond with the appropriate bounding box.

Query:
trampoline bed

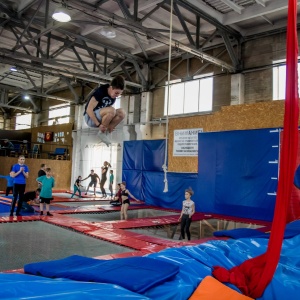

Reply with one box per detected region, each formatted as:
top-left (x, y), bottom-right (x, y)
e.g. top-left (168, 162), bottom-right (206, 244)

top-left (0, 221), bottom-right (132, 272)
top-left (65, 208), bottom-right (178, 222)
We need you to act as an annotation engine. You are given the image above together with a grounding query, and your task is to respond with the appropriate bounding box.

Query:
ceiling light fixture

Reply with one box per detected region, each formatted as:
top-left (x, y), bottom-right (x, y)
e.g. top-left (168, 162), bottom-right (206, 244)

top-left (100, 19), bottom-right (116, 39)
top-left (10, 66), bottom-right (17, 72)
top-left (52, 1), bottom-right (71, 22)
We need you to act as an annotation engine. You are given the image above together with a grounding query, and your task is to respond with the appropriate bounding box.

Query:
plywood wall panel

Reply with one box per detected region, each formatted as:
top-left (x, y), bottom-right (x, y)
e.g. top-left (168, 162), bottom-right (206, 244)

top-left (0, 157), bottom-right (71, 192)
top-left (168, 101), bottom-right (285, 172)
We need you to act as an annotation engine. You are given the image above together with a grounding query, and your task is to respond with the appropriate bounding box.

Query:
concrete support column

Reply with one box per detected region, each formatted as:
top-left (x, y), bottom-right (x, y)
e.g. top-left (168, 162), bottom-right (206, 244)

top-left (230, 73), bottom-right (245, 105)
top-left (71, 105), bottom-right (84, 190)
top-left (140, 91), bottom-right (152, 139)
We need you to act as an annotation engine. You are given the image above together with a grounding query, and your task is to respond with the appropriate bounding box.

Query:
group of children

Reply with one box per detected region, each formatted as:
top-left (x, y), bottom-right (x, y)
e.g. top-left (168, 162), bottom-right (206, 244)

top-left (71, 161), bottom-right (114, 199)
top-left (1, 156), bottom-right (196, 239)
top-left (70, 166), bottom-right (195, 231)
top-left (0, 159), bottom-right (55, 217)
top-left (71, 165), bottom-right (139, 220)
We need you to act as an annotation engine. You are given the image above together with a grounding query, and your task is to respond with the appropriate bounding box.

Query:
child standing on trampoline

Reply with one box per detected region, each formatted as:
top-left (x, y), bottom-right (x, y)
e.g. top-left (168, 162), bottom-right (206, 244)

top-left (178, 187), bottom-right (195, 241)
top-left (36, 167), bottom-right (55, 216)
top-left (71, 175), bottom-right (83, 198)
top-left (120, 181), bottom-right (138, 220)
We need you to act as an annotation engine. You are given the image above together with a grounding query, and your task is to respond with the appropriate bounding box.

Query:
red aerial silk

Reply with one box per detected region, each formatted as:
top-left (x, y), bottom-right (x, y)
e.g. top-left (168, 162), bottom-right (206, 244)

top-left (213, 0), bottom-right (299, 298)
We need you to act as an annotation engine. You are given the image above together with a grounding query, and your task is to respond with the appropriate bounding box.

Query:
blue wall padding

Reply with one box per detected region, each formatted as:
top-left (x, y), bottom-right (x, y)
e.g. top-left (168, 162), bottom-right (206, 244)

top-left (123, 139), bottom-right (198, 208)
top-left (142, 140), bottom-right (166, 171)
top-left (24, 256), bottom-right (179, 294)
top-left (142, 172), bottom-right (198, 210)
top-left (198, 129), bottom-right (279, 221)
top-left (294, 164), bottom-right (300, 188)
top-left (213, 219), bottom-right (300, 239)
top-left (123, 140), bottom-right (143, 170)
top-left (122, 170), bottom-right (143, 200)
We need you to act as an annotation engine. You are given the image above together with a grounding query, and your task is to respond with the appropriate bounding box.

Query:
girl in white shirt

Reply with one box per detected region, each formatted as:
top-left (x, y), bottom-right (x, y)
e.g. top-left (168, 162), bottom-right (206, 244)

top-left (178, 187), bottom-right (195, 240)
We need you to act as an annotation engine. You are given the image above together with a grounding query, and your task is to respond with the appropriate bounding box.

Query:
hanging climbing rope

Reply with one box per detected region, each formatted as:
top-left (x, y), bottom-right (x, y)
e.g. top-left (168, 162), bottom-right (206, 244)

top-left (162, 0), bottom-right (174, 193)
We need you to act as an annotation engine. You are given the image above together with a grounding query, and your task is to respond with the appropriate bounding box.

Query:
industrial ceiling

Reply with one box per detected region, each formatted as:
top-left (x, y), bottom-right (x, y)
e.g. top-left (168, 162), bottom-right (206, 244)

top-left (0, 0), bottom-right (295, 113)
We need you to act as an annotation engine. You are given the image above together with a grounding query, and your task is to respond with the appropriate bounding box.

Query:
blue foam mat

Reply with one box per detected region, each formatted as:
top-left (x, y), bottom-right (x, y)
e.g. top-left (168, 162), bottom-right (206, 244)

top-left (2, 226), bottom-right (300, 299)
top-left (24, 256), bottom-right (179, 294)
top-left (0, 273), bottom-right (149, 299)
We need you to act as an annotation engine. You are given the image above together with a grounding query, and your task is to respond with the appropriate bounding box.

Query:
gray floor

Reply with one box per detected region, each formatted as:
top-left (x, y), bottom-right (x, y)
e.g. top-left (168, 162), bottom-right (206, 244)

top-left (0, 221), bottom-right (131, 271)
top-left (67, 209), bottom-right (178, 222)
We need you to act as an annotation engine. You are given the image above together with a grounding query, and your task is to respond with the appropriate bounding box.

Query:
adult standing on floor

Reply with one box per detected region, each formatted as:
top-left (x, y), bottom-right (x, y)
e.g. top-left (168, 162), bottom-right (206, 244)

top-left (100, 161), bottom-right (111, 198)
top-left (82, 169), bottom-right (100, 196)
top-left (9, 155), bottom-right (29, 217)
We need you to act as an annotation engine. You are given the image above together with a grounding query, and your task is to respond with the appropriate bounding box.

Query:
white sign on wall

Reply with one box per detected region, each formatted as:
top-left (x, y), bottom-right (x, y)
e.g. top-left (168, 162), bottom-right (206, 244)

top-left (173, 128), bottom-right (203, 156)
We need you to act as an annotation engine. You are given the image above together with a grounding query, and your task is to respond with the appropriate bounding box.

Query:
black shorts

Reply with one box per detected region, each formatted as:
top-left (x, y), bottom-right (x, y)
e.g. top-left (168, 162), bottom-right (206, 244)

top-left (89, 181), bottom-right (97, 187)
top-left (40, 197), bottom-right (53, 204)
top-left (122, 199), bottom-right (130, 205)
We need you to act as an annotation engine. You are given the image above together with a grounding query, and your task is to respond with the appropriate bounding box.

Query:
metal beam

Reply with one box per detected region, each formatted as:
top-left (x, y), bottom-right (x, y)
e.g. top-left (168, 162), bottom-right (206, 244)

top-left (140, 1), bottom-right (167, 23)
top-left (121, 65), bottom-right (133, 82)
top-left (22, 68), bottom-right (38, 91)
top-left (151, 58), bottom-right (184, 88)
top-left (0, 83), bottom-right (76, 103)
top-left (115, 0), bottom-right (149, 60)
top-left (9, 25), bottom-right (31, 56)
top-left (220, 31), bottom-right (241, 70)
top-left (128, 59), bottom-right (147, 88)
top-left (71, 46), bottom-right (88, 71)
top-left (0, 103), bottom-right (34, 113)
top-left (60, 77), bottom-right (80, 104)
top-left (50, 39), bottom-right (77, 59)
top-left (173, 1), bottom-right (195, 46)
top-left (178, 0), bottom-right (240, 38)
top-left (14, 0), bottom-right (43, 49)
top-left (0, 50), bottom-right (143, 88)
top-left (76, 0), bottom-right (236, 71)
top-left (219, 0), bottom-right (244, 14)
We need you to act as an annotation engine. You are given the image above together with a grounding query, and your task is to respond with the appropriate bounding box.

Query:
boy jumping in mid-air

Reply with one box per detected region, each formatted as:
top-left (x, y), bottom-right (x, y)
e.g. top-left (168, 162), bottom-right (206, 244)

top-left (83, 76), bottom-right (126, 146)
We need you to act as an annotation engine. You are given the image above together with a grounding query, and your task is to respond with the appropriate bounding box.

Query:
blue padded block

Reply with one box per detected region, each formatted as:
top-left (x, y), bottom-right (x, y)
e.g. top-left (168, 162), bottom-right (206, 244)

top-left (24, 255), bottom-right (179, 294)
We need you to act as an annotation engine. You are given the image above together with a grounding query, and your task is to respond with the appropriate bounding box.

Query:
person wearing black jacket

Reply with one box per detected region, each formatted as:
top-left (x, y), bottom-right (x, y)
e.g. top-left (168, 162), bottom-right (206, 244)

top-left (82, 170), bottom-right (100, 196)
top-left (21, 188), bottom-right (41, 213)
